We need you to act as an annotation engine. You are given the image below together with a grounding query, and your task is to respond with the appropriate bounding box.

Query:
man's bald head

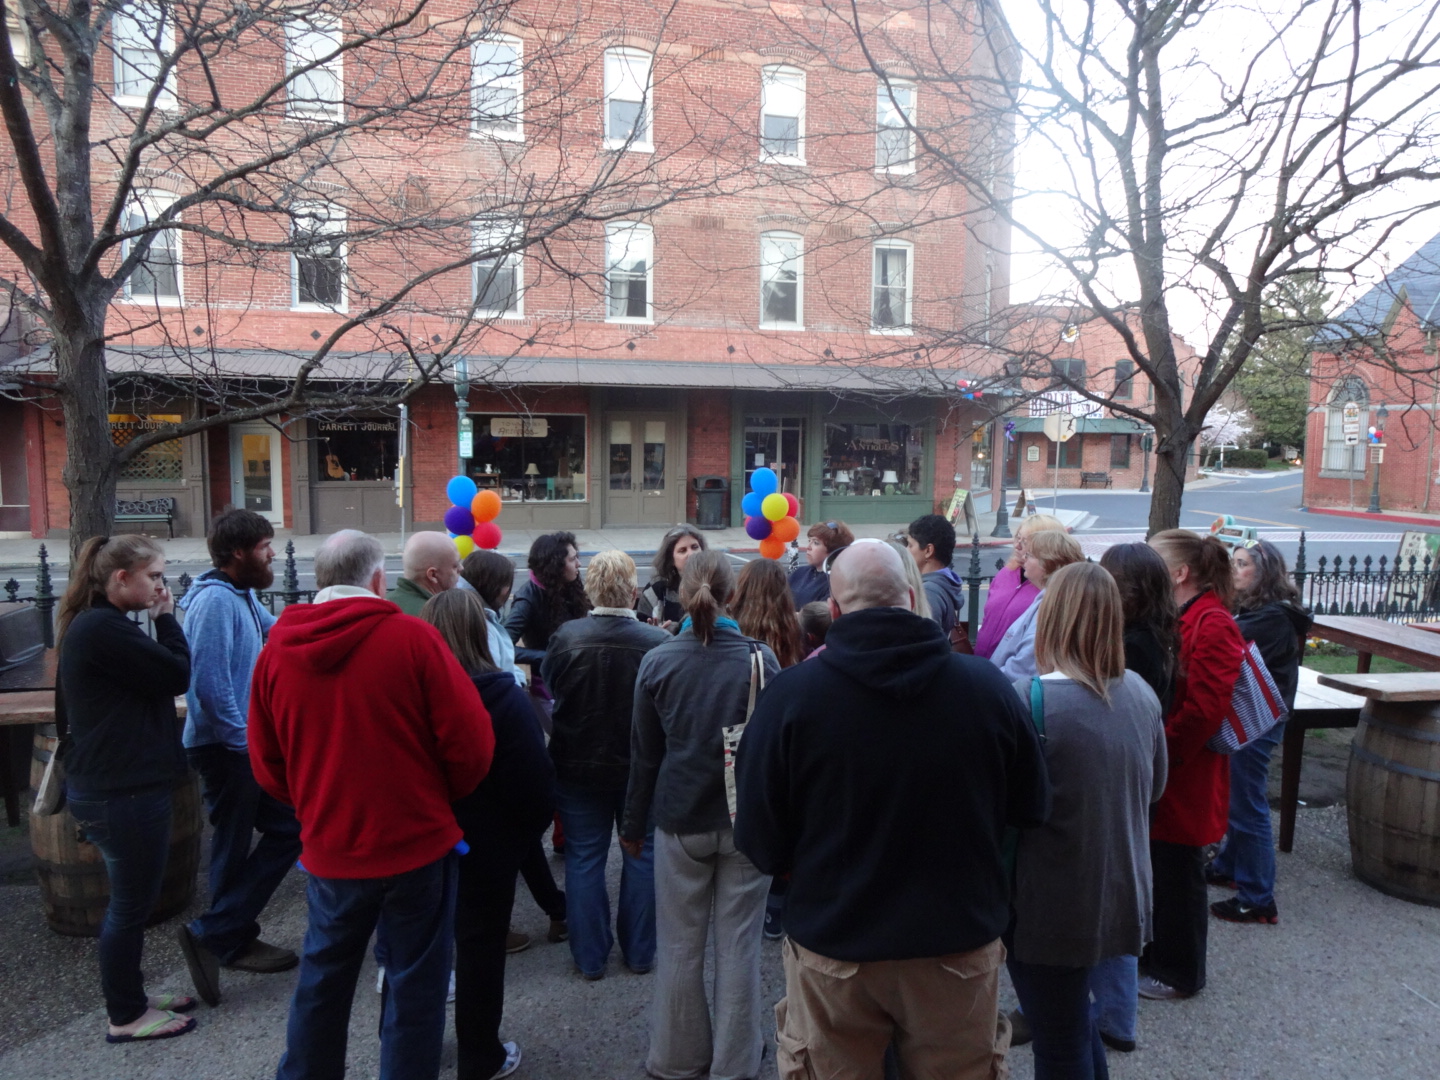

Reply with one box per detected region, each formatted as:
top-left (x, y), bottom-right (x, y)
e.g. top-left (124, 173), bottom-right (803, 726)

top-left (403, 531), bottom-right (462, 595)
top-left (829, 540), bottom-right (913, 614)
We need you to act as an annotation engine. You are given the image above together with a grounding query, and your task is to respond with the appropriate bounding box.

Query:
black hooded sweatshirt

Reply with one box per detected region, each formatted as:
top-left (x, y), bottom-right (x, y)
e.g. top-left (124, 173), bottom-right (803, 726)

top-left (1236, 599), bottom-right (1313, 711)
top-left (733, 606), bottom-right (1051, 962)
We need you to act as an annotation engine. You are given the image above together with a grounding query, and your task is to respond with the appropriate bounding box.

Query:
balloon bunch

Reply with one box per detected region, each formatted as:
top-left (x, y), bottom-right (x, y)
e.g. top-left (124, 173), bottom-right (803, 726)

top-left (443, 475), bottom-right (503, 558)
top-left (740, 467), bottom-right (800, 560)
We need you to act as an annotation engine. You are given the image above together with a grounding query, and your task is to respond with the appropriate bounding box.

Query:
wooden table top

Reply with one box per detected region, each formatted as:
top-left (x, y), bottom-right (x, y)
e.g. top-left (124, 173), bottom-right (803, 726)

top-left (0, 692), bottom-right (187, 726)
top-left (1308, 614), bottom-right (1440, 671)
top-left (1407, 622), bottom-right (1440, 636)
top-left (1316, 671), bottom-right (1440, 702)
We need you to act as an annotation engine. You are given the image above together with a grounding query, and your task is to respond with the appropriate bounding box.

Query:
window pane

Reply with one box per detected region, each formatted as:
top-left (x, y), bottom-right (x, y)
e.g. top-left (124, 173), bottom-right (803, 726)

top-left (822, 422), bottom-right (924, 496)
top-left (607, 226), bottom-right (651, 319)
top-left (318, 419), bottom-right (400, 482)
top-left (288, 21), bottom-right (341, 116)
top-left (110, 413), bottom-right (183, 481)
top-left (761, 236), bottom-right (799, 325)
top-left (126, 206), bottom-right (179, 299)
top-left (475, 259), bottom-right (517, 313)
top-left (644, 421), bottom-right (666, 491)
top-left (473, 40), bottom-right (520, 132)
top-left (608, 99), bottom-right (643, 141)
top-left (876, 83), bottom-right (914, 168)
top-left (873, 247), bottom-right (908, 328)
top-left (609, 419), bottom-right (632, 490)
top-left (114, 7), bottom-right (167, 99)
top-left (605, 51), bottom-right (650, 142)
top-left (1115, 360), bottom-right (1135, 399)
top-left (1110, 435), bottom-right (1131, 468)
top-left (762, 114), bottom-right (799, 157)
top-left (297, 254), bottom-right (342, 306)
top-left (470, 415), bottom-right (586, 501)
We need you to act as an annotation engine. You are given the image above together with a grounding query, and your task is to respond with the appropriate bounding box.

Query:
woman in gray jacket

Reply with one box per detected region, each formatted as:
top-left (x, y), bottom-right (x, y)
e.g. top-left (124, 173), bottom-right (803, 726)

top-left (621, 550), bottom-right (779, 1080)
top-left (1008, 562), bottom-right (1168, 1080)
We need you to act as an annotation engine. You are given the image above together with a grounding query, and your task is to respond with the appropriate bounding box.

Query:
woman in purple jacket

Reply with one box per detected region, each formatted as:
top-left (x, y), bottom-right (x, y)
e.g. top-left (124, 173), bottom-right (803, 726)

top-left (975, 515), bottom-right (1068, 658)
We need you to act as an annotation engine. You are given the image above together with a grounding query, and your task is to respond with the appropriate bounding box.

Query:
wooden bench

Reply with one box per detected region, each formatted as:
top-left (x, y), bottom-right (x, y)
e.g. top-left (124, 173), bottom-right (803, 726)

top-left (115, 497), bottom-right (177, 538)
top-left (1280, 666), bottom-right (1365, 852)
top-left (1079, 471), bottom-right (1112, 489)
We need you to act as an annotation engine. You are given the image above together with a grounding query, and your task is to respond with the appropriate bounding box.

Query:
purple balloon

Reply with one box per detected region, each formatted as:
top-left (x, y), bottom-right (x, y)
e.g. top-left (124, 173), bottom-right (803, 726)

top-left (744, 515), bottom-right (773, 541)
top-left (444, 505), bottom-right (476, 536)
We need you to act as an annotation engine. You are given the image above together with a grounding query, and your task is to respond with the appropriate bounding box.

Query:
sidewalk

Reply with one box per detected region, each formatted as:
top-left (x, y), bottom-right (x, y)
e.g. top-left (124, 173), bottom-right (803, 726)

top-left (1302, 505), bottom-right (1440, 530)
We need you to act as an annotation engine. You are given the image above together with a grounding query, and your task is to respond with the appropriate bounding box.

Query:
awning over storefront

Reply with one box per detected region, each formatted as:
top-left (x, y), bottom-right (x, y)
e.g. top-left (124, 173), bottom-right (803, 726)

top-left (1008, 416), bottom-right (1150, 434)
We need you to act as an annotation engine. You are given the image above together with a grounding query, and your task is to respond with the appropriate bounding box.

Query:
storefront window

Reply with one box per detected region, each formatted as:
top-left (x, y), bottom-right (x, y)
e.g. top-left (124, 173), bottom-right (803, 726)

top-left (317, 419), bottom-right (399, 481)
top-left (822, 422), bottom-right (924, 496)
top-left (970, 423), bottom-right (992, 490)
top-left (110, 413), bottom-right (183, 481)
top-left (470, 414), bottom-right (586, 501)
top-left (744, 416), bottom-right (804, 498)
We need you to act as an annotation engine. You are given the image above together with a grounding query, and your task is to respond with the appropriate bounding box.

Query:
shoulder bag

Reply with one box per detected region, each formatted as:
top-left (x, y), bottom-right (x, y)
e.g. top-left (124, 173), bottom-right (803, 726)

top-left (33, 681), bottom-right (70, 817)
top-left (1206, 638), bottom-right (1286, 754)
top-left (722, 641), bottom-right (767, 822)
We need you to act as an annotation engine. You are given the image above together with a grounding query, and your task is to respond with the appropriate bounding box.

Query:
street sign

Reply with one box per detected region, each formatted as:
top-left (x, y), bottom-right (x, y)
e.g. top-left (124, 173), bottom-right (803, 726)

top-left (1371, 443), bottom-right (1386, 465)
top-left (1042, 411), bottom-right (1078, 443)
top-left (1345, 432), bottom-right (1359, 446)
top-left (1343, 401), bottom-right (1361, 425)
top-left (458, 417), bottom-right (474, 459)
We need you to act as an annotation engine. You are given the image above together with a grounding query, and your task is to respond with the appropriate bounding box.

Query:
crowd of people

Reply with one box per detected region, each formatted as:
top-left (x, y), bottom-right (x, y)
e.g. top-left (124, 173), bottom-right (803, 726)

top-left (52, 506), bottom-right (1309, 1079)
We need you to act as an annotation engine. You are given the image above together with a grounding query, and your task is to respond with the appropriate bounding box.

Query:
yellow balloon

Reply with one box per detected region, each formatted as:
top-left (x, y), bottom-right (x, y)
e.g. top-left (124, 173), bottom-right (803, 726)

top-left (761, 492), bottom-right (789, 521)
top-left (454, 534), bottom-right (476, 558)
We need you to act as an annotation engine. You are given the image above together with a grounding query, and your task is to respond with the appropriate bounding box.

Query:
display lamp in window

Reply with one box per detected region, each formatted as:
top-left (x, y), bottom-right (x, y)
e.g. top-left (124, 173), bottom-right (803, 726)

top-left (738, 467), bottom-right (801, 560)
top-left (443, 475), bottom-right (505, 556)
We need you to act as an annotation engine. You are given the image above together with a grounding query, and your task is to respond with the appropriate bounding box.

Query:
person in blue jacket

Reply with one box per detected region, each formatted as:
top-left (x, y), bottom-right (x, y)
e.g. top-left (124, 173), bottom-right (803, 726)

top-left (176, 510), bottom-right (301, 1007)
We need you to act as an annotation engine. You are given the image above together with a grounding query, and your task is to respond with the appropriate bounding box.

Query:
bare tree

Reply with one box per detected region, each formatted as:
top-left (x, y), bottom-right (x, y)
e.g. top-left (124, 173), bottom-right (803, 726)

top-left (0, 0), bottom-right (759, 555)
top-left (792, 0), bottom-right (1440, 532)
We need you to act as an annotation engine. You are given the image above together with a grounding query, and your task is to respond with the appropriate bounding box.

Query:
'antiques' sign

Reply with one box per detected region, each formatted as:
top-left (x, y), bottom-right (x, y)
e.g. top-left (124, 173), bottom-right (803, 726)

top-left (491, 417), bottom-right (549, 438)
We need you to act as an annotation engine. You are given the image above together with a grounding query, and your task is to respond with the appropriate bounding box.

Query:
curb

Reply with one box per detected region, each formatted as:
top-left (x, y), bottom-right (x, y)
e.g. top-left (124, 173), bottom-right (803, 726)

top-left (1300, 506), bottom-right (1440, 529)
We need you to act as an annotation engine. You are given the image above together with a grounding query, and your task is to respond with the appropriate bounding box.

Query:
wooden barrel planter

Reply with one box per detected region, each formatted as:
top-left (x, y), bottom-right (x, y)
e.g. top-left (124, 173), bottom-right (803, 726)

top-left (28, 726), bottom-right (203, 936)
top-left (1345, 696), bottom-right (1440, 906)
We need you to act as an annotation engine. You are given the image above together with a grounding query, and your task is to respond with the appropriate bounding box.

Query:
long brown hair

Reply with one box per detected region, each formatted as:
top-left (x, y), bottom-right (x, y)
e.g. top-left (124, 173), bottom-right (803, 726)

top-left (651, 525), bottom-right (708, 590)
top-left (678, 549), bottom-right (735, 645)
top-left (57, 534), bottom-right (165, 642)
top-left (419, 589), bottom-right (497, 676)
top-left (1150, 529), bottom-right (1236, 609)
top-left (1035, 562), bottom-right (1126, 700)
top-left (731, 558), bottom-right (804, 667)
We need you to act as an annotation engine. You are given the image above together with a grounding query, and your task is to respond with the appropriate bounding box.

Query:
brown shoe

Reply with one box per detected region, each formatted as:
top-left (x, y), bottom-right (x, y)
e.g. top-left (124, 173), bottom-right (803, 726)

top-left (505, 931), bottom-right (532, 954)
top-left (548, 919), bottom-right (568, 943)
top-left (226, 939), bottom-right (299, 973)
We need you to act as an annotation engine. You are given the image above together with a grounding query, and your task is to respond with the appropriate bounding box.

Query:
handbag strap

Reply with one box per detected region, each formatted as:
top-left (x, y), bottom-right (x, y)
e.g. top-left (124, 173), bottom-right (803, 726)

top-left (744, 641), bottom-right (765, 722)
top-left (54, 668), bottom-right (69, 743)
top-left (1029, 677), bottom-right (1047, 741)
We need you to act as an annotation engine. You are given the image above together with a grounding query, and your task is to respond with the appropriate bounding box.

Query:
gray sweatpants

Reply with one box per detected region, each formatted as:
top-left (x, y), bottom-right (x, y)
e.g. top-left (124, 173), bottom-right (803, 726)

top-left (648, 827), bottom-right (770, 1080)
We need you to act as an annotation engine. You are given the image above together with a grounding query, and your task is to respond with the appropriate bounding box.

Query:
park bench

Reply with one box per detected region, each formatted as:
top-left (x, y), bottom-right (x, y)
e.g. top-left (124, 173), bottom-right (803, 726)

top-left (115, 497), bottom-right (177, 538)
top-left (1079, 471), bottom-right (1112, 489)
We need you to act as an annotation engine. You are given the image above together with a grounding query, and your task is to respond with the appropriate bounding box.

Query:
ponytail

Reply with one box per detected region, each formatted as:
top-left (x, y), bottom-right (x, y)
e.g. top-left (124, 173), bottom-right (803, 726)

top-left (678, 549), bottom-right (735, 645)
top-left (1150, 529), bottom-right (1235, 609)
top-left (56, 534), bottom-right (165, 643)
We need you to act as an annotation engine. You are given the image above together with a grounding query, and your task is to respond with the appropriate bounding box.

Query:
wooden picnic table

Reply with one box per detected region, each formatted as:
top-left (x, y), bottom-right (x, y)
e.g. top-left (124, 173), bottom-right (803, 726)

top-left (1406, 622), bottom-right (1440, 637)
top-left (1280, 666), bottom-right (1366, 853)
top-left (1307, 614), bottom-right (1440, 673)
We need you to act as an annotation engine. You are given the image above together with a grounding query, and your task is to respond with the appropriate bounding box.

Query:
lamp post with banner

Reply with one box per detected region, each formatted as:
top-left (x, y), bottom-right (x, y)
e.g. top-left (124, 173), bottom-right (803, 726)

top-left (1367, 404), bottom-right (1389, 513)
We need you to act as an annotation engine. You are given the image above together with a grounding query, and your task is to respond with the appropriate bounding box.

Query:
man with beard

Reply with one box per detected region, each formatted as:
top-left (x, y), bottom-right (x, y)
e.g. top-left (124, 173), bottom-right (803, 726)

top-left (176, 509), bottom-right (302, 1006)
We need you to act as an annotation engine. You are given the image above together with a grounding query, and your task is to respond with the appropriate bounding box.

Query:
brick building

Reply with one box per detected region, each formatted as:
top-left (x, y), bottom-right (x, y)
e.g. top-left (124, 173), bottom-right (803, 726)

top-left (1, 1), bottom-right (1017, 540)
top-left (1303, 234), bottom-right (1440, 514)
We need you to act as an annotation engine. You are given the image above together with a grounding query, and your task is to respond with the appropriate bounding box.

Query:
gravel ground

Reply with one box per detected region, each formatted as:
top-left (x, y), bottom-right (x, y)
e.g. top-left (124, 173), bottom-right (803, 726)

top-left (0, 803), bottom-right (1436, 1079)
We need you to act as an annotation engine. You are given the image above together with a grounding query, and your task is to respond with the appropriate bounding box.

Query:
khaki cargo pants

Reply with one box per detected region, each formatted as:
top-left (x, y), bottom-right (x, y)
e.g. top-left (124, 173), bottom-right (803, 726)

top-left (774, 936), bottom-right (1011, 1080)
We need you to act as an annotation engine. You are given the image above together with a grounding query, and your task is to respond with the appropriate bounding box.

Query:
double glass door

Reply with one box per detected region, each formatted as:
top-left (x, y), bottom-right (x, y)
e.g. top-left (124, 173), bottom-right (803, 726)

top-left (605, 413), bottom-right (674, 524)
top-left (744, 417), bottom-right (804, 499)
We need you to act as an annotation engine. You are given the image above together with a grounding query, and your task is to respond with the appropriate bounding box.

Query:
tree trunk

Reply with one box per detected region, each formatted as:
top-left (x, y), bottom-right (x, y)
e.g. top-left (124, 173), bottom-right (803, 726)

top-left (54, 325), bottom-right (119, 563)
top-left (1147, 443), bottom-right (1189, 536)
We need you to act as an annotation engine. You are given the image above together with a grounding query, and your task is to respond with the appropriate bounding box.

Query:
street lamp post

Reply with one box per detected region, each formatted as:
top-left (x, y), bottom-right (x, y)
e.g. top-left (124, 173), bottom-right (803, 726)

top-left (1367, 404), bottom-right (1390, 513)
top-left (990, 420), bottom-right (1012, 538)
top-left (1139, 433), bottom-right (1153, 493)
top-left (455, 355), bottom-right (471, 477)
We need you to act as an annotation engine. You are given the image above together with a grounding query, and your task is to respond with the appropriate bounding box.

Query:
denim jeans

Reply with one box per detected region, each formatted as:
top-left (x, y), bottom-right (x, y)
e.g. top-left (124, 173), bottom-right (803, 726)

top-left (1088, 954), bottom-right (1138, 1044)
top-left (68, 784), bottom-right (172, 1026)
top-left (1006, 949), bottom-right (1109, 1080)
top-left (555, 783), bottom-right (655, 977)
top-left (277, 853), bottom-right (458, 1080)
top-left (454, 827), bottom-right (527, 1080)
top-left (187, 744), bottom-right (302, 963)
top-left (1209, 720), bottom-right (1285, 907)
top-left (1142, 840), bottom-right (1208, 996)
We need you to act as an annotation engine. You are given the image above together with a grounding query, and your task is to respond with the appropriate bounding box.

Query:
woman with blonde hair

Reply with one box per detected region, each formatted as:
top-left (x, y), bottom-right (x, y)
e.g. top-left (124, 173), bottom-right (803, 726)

top-left (975, 514), bottom-right (1067, 658)
top-left (989, 530), bottom-right (1085, 680)
top-left (57, 535), bottom-right (197, 1044)
top-left (1008, 562), bottom-right (1167, 1079)
top-left (1140, 530), bottom-right (1246, 1002)
top-left (731, 558), bottom-right (805, 668)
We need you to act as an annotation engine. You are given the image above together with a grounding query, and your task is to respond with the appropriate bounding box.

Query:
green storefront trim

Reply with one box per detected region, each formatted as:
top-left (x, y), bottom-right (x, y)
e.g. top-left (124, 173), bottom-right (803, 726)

top-left (729, 391), bottom-right (939, 526)
top-left (1008, 416), bottom-right (1149, 435)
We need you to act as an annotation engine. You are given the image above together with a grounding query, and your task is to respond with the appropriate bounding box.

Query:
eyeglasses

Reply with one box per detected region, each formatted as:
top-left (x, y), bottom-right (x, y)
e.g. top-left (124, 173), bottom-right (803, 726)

top-left (888, 531), bottom-right (909, 544)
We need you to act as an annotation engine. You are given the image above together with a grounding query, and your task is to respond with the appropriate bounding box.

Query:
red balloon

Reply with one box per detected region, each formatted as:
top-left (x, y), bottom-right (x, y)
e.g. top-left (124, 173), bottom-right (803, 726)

top-left (783, 492), bottom-right (800, 518)
top-left (472, 521), bottom-right (503, 550)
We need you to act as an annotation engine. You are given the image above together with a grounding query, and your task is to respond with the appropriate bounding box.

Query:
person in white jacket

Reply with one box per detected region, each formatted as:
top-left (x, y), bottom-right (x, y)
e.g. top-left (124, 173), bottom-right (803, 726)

top-left (989, 530), bottom-right (1084, 680)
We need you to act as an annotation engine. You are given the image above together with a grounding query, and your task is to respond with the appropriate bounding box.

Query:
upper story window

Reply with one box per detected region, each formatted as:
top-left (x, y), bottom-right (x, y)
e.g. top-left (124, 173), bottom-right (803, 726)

top-left (1115, 359), bottom-right (1136, 399)
top-left (112, 3), bottom-right (175, 108)
top-left (761, 65), bottom-right (805, 163)
top-left (473, 36), bottom-right (522, 139)
top-left (872, 242), bottom-right (912, 333)
top-left (286, 17), bottom-right (343, 121)
top-left (604, 48), bottom-right (653, 151)
top-left (123, 193), bottom-right (181, 303)
top-left (760, 232), bottom-right (802, 329)
top-left (876, 80), bottom-right (916, 173)
top-left (1052, 357), bottom-right (1087, 389)
top-left (606, 222), bottom-right (653, 322)
top-left (473, 218), bottom-right (522, 317)
top-left (291, 203), bottom-right (346, 311)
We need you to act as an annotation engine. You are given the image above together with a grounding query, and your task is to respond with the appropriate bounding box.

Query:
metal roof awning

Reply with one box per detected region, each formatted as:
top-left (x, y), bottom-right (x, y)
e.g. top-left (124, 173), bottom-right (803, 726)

top-left (1009, 416), bottom-right (1149, 434)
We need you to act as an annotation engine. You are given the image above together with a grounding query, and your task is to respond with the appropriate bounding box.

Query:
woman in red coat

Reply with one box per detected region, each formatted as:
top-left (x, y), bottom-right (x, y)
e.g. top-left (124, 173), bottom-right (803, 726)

top-left (1141, 530), bottom-right (1245, 1001)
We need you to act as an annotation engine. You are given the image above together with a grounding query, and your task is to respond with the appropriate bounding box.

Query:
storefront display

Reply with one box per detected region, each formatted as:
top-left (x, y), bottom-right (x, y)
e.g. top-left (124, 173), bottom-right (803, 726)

top-left (469, 413), bottom-right (586, 501)
top-left (822, 422), bottom-right (924, 497)
top-left (316, 419), bottom-right (399, 482)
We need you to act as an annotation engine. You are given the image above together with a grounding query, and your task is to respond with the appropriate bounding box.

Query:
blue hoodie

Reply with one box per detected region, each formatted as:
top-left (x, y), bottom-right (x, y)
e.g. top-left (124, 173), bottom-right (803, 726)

top-left (178, 569), bottom-right (277, 750)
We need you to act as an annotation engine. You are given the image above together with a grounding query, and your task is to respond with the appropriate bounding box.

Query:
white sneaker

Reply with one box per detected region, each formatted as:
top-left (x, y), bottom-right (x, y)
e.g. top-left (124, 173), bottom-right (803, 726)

top-left (375, 966), bottom-right (385, 994)
top-left (447, 969), bottom-right (456, 1004)
top-left (491, 1042), bottom-right (522, 1079)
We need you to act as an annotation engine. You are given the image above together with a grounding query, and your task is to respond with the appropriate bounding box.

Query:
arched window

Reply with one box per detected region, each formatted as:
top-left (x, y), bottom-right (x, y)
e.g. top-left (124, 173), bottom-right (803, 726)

top-left (1322, 377), bottom-right (1369, 474)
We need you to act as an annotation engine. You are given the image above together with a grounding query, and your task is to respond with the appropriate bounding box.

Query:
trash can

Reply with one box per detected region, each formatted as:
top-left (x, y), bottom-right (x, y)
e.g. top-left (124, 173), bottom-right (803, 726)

top-left (692, 476), bottom-right (730, 530)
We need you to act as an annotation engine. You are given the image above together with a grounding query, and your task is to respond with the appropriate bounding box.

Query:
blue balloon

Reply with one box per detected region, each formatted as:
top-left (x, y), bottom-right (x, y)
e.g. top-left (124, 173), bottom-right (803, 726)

top-left (741, 491), bottom-right (764, 517)
top-left (750, 467), bottom-right (778, 496)
top-left (447, 475), bottom-right (478, 508)
top-left (744, 515), bottom-right (773, 541)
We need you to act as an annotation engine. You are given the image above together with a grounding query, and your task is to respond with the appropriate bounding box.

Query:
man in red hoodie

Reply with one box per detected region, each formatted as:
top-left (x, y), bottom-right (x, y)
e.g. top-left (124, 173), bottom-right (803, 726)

top-left (248, 529), bottom-right (494, 1080)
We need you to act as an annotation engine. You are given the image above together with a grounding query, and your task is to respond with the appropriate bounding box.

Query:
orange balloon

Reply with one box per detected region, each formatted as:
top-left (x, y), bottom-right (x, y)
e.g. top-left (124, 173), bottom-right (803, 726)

top-left (770, 516), bottom-right (800, 543)
top-left (471, 488), bottom-right (503, 524)
top-left (758, 537), bottom-right (787, 560)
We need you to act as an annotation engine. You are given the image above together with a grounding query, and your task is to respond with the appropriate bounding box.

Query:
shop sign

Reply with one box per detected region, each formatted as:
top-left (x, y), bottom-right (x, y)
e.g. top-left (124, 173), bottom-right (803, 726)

top-left (491, 417), bottom-right (549, 438)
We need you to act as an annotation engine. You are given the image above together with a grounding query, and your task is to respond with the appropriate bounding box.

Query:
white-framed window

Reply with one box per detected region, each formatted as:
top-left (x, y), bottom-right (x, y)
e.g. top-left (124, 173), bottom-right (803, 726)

top-left (473, 35), bottom-right (522, 139)
top-left (473, 218), bottom-right (523, 317)
top-left (291, 203), bottom-right (346, 311)
top-left (1322, 376), bottom-right (1368, 474)
top-left (876, 79), bottom-right (916, 172)
top-left (606, 222), bottom-right (653, 322)
top-left (604, 48), bottom-right (653, 151)
top-left (760, 232), bottom-right (802, 329)
top-left (286, 17), bottom-right (343, 121)
top-left (872, 242), bottom-right (912, 332)
top-left (112, 3), bottom-right (175, 108)
top-left (760, 65), bottom-right (805, 163)
top-left (122, 193), bottom-right (181, 303)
